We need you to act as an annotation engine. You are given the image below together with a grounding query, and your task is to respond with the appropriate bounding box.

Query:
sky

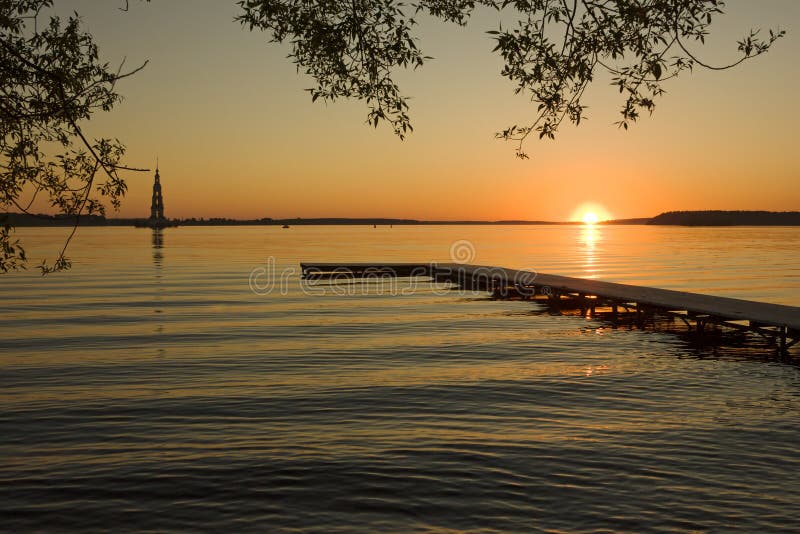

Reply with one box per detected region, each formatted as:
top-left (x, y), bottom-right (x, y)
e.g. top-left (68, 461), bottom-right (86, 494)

top-left (40, 1), bottom-right (800, 221)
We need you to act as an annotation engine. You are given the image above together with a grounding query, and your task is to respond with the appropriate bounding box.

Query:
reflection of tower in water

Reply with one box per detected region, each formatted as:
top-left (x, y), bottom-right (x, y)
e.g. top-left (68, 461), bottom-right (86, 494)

top-left (151, 229), bottom-right (165, 355)
top-left (152, 228), bottom-right (164, 267)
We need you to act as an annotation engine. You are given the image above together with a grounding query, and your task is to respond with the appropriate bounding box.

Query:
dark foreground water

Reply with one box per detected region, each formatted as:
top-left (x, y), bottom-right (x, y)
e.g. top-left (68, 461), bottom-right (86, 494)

top-left (2, 226), bottom-right (800, 532)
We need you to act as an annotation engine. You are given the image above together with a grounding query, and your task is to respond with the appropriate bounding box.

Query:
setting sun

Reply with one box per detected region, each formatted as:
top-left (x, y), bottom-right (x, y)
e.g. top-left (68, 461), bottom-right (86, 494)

top-left (571, 203), bottom-right (612, 224)
top-left (582, 212), bottom-right (599, 224)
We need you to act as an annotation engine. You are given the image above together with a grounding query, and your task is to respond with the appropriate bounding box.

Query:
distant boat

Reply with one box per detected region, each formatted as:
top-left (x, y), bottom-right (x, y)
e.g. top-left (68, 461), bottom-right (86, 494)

top-left (282, 224), bottom-right (290, 229)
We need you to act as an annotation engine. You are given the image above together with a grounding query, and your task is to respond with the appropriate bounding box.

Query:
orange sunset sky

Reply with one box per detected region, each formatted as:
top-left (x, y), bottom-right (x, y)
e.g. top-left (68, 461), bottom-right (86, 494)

top-left (44, 1), bottom-right (800, 221)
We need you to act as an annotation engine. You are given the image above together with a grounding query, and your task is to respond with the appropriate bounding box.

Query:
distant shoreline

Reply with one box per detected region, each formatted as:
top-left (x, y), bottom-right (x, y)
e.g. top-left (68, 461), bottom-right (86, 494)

top-left (3, 211), bottom-right (800, 227)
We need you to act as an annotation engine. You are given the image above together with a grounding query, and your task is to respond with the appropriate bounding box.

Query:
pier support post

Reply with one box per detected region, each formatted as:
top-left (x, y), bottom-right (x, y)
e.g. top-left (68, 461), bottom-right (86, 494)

top-left (610, 303), bottom-right (619, 326)
top-left (780, 326), bottom-right (788, 353)
top-left (548, 291), bottom-right (561, 313)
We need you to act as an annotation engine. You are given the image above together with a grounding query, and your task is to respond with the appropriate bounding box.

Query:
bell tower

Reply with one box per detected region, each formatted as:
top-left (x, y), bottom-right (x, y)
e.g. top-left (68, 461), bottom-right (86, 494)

top-left (149, 166), bottom-right (165, 222)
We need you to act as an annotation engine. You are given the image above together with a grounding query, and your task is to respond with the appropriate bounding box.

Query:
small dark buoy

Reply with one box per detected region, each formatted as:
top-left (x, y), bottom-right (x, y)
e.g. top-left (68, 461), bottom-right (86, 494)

top-left (282, 224), bottom-right (290, 229)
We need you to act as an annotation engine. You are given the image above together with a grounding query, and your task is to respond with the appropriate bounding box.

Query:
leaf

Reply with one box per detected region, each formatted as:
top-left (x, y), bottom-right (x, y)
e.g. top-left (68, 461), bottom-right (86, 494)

top-left (651, 62), bottom-right (662, 80)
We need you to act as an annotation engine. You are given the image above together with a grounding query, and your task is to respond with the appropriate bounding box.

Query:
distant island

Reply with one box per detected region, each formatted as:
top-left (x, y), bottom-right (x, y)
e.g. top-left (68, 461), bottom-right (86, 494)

top-left (3, 211), bottom-right (800, 227)
top-left (647, 210), bottom-right (800, 226)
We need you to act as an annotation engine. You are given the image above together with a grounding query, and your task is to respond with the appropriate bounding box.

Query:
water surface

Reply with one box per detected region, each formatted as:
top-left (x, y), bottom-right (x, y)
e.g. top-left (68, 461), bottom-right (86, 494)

top-left (1, 225), bottom-right (799, 532)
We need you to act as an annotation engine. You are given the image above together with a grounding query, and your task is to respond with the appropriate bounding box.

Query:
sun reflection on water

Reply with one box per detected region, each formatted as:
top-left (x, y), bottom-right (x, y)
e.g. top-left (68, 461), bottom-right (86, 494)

top-left (579, 223), bottom-right (602, 279)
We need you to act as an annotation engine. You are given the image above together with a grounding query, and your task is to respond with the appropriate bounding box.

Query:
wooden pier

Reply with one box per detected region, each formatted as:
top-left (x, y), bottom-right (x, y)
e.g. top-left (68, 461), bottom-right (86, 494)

top-left (300, 262), bottom-right (800, 352)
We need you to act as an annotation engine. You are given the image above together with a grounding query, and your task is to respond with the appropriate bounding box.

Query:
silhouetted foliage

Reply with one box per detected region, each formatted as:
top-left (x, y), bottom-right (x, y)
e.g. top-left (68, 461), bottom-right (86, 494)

top-left (1, 0), bottom-right (146, 273)
top-left (238, 0), bottom-right (783, 158)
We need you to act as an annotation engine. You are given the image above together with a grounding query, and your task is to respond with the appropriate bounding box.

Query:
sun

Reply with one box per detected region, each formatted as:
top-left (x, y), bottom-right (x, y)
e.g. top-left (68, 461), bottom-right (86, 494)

top-left (582, 212), bottom-right (599, 225)
top-left (571, 203), bottom-right (612, 224)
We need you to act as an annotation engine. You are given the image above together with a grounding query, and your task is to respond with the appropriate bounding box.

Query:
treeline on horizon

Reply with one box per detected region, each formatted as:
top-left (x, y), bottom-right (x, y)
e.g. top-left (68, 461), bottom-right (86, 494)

top-left (648, 211), bottom-right (800, 226)
top-left (3, 211), bottom-right (800, 227)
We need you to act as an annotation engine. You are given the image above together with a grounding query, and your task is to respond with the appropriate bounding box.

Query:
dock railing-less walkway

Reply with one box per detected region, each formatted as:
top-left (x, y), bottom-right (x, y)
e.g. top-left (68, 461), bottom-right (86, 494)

top-left (300, 262), bottom-right (800, 352)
